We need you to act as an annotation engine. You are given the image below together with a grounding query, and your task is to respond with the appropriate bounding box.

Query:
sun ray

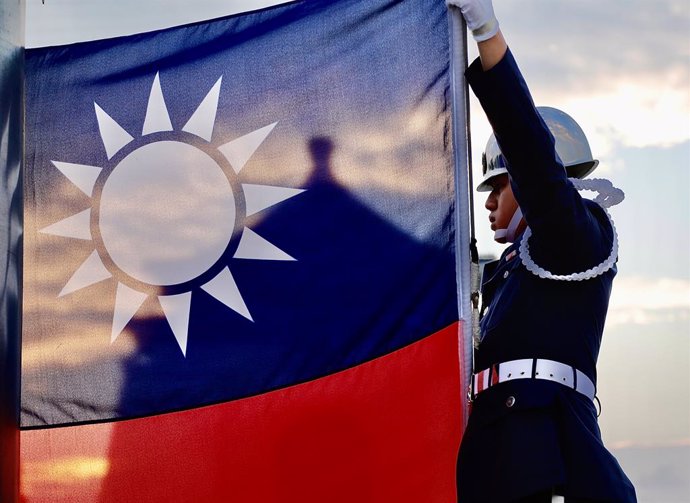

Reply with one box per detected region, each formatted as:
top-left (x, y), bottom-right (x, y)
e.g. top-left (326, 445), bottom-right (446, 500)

top-left (111, 282), bottom-right (148, 343)
top-left (242, 184), bottom-right (305, 216)
top-left (52, 161), bottom-right (102, 197)
top-left (59, 250), bottom-right (112, 297)
top-left (234, 227), bottom-right (295, 261)
top-left (47, 70), bottom-right (302, 356)
top-left (218, 122), bottom-right (277, 174)
top-left (182, 77), bottom-right (222, 141)
top-left (201, 266), bottom-right (253, 321)
top-left (159, 292), bottom-right (192, 356)
top-left (142, 72), bottom-right (173, 135)
top-left (94, 103), bottom-right (134, 160)
top-left (40, 209), bottom-right (92, 240)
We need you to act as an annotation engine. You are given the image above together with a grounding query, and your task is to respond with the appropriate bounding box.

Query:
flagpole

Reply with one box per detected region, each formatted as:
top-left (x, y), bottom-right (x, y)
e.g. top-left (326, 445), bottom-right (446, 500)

top-left (448, 7), bottom-right (474, 428)
top-left (0, 0), bottom-right (25, 499)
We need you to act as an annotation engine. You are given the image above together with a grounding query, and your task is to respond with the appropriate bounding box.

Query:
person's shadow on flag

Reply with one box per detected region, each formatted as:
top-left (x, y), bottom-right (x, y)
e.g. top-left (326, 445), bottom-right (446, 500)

top-left (99, 135), bottom-right (458, 502)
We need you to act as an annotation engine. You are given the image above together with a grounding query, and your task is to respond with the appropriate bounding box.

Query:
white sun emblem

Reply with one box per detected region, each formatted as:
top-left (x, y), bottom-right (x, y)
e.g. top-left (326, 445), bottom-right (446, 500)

top-left (41, 73), bottom-right (304, 356)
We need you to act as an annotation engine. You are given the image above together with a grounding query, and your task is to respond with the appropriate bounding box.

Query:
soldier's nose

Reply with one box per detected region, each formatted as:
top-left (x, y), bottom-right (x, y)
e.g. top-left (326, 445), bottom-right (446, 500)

top-left (485, 194), bottom-right (496, 211)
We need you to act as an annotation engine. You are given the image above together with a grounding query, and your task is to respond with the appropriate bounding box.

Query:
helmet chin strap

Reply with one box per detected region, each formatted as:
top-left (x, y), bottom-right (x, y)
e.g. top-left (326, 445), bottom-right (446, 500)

top-left (494, 207), bottom-right (523, 243)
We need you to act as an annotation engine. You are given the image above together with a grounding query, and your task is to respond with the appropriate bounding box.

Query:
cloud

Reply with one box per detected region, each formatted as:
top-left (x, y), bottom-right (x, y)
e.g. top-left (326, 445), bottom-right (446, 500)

top-left (474, 0), bottom-right (690, 156)
top-left (610, 438), bottom-right (690, 450)
top-left (606, 276), bottom-right (690, 326)
top-left (557, 79), bottom-right (689, 156)
top-left (497, 0), bottom-right (689, 95)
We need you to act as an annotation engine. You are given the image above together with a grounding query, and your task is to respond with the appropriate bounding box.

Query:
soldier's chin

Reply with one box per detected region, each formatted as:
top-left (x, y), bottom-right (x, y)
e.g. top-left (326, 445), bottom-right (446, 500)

top-left (493, 229), bottom-right (508, 244)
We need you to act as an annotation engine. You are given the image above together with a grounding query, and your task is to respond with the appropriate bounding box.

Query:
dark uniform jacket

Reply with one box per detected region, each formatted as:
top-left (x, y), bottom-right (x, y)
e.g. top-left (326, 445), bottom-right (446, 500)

top-left (456, 50), bottom-right (636, 502)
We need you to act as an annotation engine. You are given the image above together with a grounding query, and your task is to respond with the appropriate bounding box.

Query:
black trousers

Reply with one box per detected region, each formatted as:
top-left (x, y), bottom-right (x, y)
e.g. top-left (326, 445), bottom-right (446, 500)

top-left (512, 490), bottom-right (553, 503)
top-left (512, 490), bottom-right (611, 503)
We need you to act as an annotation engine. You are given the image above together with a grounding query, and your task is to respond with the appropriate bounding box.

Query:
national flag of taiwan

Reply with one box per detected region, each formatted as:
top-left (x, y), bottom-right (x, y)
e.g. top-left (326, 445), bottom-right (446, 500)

top-left (20, 0), bottom-right (468, 501)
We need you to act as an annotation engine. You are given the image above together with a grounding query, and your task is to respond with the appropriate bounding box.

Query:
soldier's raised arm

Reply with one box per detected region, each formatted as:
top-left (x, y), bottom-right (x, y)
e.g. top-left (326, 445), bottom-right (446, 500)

top-left (448, 0), bottom-right (617, 274)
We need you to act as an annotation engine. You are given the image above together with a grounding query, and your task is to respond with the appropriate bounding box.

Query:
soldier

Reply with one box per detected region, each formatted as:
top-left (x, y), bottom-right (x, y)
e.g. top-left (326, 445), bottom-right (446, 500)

top-left (446, 0), bottom-right (637, 502)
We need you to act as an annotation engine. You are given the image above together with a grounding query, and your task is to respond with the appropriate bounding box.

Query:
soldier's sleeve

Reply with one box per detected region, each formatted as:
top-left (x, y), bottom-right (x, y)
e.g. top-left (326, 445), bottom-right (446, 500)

top-left (465, 49), bottom-right (614, 275)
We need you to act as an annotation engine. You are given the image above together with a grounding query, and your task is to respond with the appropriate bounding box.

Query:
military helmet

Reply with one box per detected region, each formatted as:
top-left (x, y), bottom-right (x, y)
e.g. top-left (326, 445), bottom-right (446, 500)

top-left (477, 106), bottom-right (599, 192)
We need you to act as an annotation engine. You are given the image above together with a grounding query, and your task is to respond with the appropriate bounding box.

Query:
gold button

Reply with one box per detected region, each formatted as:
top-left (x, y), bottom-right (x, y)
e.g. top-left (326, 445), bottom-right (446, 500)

top-left (505, 396), bottom-right (516, 408)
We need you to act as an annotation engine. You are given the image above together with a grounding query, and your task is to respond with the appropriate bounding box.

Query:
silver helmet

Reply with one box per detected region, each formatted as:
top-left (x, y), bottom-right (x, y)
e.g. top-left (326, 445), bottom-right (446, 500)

top-left (477, 106), bottom-right (599, 192)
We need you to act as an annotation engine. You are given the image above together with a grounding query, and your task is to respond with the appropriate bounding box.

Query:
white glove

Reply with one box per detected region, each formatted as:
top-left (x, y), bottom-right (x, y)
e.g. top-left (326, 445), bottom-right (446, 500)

top-left (446, 0), bottom-right (499, 42)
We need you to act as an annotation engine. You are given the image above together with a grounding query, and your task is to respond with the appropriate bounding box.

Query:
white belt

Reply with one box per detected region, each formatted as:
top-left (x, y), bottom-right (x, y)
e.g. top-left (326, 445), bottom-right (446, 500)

top-left (471, 358), bottom-right (596, 401)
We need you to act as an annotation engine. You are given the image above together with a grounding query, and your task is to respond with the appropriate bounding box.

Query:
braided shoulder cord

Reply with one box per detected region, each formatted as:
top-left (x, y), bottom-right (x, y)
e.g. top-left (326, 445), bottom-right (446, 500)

top-left (518, 178), bottom-right (624, 281)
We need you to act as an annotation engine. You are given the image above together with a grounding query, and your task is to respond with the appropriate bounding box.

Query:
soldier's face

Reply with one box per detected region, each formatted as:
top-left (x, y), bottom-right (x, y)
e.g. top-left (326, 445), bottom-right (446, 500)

top-left (484, 174), bottom-right (519, 242)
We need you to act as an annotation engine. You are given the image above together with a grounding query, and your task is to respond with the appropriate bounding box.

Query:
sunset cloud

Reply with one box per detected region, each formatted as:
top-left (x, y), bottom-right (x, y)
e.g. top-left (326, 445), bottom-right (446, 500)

top-left (494, 0), bottom-right (690, 156)
top-left (606, 276), bottom-right (690, 326)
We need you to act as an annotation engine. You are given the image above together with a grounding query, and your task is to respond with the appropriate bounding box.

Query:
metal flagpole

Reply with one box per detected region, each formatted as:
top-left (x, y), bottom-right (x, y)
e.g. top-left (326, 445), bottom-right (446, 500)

top-left (0, 0), bottom-right (25, 501)
top-left (448, 7), bottom-right (477, 428)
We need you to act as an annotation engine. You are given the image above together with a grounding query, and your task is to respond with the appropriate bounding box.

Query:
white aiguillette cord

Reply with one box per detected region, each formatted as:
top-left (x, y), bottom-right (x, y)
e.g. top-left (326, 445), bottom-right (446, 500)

top-left (519, 178), bottom-right (625, 281)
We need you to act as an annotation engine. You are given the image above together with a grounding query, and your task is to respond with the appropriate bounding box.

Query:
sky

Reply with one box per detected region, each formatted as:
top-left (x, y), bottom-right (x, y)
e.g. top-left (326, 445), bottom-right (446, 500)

top-left (22, 0), bottom-right (690, 500)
